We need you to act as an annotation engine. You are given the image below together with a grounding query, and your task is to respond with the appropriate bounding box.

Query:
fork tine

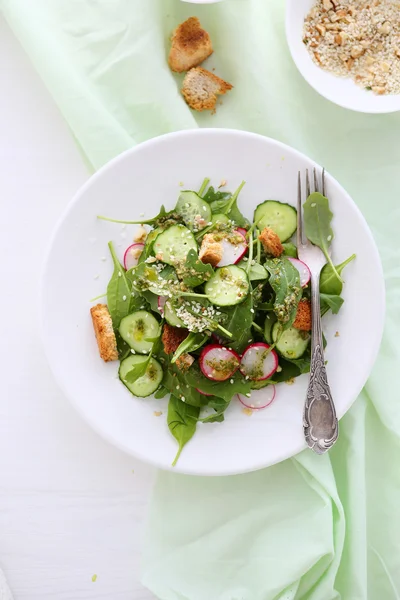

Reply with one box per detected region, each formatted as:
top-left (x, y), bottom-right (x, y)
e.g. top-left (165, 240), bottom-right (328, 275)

top-left (322, 167), bottom-right (326, 196)
top-left (306, 169), bottom-right (311, 198)
top-left (297, 171), bottom-right (305, 247)
top-left (313, 168), bottom-right (318, 193)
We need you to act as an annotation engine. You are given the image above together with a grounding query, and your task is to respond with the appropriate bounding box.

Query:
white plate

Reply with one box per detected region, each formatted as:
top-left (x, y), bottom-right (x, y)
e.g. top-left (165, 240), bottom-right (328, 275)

top-left (286, 0), bottom-right (400, 114)
top-left (40, 129), bottom-right (384, 476)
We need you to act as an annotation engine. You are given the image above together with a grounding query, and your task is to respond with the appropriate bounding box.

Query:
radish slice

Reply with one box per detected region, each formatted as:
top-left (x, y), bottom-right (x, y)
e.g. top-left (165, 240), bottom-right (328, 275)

top-left (240, 342), bottom-right (278, 381)
top-left (287, 257), bottom-right (311, 287)
top-left (238, 386), bottom-right (276, 410)
top-left (158, 295), bottom-right (166, 316)
top-left (216, 231), bottom-right (248, 267)
top-left (124, 243), bottom-right (144, 270)
top-left (237, 227), bottom-right (248, 238)
top-left (196, 388), bottom-right (213, 397)
top-left (200, 344), bottom-right (240, 382)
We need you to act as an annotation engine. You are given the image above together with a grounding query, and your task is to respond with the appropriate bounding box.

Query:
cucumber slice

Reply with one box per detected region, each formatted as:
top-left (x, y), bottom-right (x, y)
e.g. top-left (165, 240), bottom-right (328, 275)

top-left (164, 300), bottom-right (185, 327)
top-left (254, 201), bottom-right (297, 242)
top-left (119, 355), bottom-right (163, 397)
top-left (153, 224), bottom-right (197, 266)
top-left (211, 213), bottom-right (230, 226)
top-left (272, 323), bottom-right (310, 359)
top-left (264, 313), bottom-right (277, 344)
top-left (119, 310), bottom-right (160, 354)
top-left (176, 191), bottom-right (212, 232)
top-left (205, 266), bottom-right (249, 306)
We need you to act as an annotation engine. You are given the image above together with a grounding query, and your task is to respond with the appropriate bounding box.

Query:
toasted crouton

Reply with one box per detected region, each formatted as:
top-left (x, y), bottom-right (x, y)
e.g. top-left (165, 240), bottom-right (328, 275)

top-left (258, 227), bottom-right (284, 258)
top-left (199, 233), bottom-right (223, 267)
top-left (293, 299), bottom-right (312, 331)
top-left (176, 353), bottom-right (195, 372)
top-left (90, 304), bottom-right (118, 362)
top-left (169, 17), bottom-right (213, 73)
top-left (162, 324), bottom-right (189, 355)
top-left (182, 67), bottom-right (233, 112)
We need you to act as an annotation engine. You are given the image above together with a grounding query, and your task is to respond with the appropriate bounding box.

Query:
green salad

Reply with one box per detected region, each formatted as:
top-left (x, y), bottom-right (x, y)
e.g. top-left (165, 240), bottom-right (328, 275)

top-left (93, 178), bottom-right (355, 465)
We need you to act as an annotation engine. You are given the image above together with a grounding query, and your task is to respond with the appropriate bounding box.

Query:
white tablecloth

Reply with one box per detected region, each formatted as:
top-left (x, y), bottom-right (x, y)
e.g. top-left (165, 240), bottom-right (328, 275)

top-left (0, 15), bottom-right (156, 600)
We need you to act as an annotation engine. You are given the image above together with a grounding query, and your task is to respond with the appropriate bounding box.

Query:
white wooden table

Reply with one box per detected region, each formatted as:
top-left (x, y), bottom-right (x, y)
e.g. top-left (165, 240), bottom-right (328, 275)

top-left (0, 15), bottom-right (156, 600)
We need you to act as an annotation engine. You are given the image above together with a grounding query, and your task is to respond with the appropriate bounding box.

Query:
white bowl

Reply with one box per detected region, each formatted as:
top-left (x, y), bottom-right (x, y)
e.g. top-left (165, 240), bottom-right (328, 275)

top-left (40, 129), bottom-right (384, 476)
top-left (286, 0), bottom-right (400, 113)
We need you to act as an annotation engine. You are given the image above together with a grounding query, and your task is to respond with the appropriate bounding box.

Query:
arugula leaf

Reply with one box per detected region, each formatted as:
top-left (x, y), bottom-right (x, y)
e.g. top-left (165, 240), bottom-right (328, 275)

top-left (203, 187), bottom-right (232, 211)
top-left (282, 242), bottom-right (298, 258)
top-left (320, 293), bottom-right (344, 316)
top-left (167, 395), bottom-right (200, 466)
top-left (182, 249), bottom-right (214, 287)
top-left (171, 332), bottom-right (209, 364)
top-left (222, 293), bottom-right (254, 353)
top-left (257, 301), bottom-right (274, 311)
top-left (265, 257), bottom-right (302, 328)
top-left (98, 205), bottom-right (167, 226)
top-left (303, 192), bottom-right (342, 283)
top-left (125, 355), bottom-right (150, 384)
top-left (184, 364), bottom-right (252, 402)
top-left (106, 242), bottom-right (135, 329)
top-left (141, 290), bottom-right (160, 312)
top-left (200, 396), bottom-right (231, 423)
top-left (319, 254), bottom-right (356, 295)
top-left (225, 181), bottom-right (250, 228)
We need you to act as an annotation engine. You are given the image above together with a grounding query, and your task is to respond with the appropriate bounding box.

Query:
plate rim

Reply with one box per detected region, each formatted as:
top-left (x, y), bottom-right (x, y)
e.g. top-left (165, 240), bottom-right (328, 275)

top-left (40, 128), bottom-right (386, 475)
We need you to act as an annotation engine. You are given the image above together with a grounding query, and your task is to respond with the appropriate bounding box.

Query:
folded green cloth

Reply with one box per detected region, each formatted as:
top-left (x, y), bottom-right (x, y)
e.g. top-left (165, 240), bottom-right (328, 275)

top-left (3, 0), bottom-right (400, 597)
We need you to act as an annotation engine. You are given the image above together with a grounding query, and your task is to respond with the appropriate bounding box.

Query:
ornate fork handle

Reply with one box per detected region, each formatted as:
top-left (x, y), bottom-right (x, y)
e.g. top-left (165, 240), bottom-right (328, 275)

top-left (303, 271), bottom-right (339, 454)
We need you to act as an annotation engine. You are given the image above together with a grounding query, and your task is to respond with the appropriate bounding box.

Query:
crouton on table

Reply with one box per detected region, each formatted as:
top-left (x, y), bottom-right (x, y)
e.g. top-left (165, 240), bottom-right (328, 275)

top-left (169, 17), bottom-right (213, 73)
top-left (182, 67), bottom-right (232, 112)
top-left (90, 304), bottom-right (119, 362)
top-left (258, 227), bottom-right (284, 258)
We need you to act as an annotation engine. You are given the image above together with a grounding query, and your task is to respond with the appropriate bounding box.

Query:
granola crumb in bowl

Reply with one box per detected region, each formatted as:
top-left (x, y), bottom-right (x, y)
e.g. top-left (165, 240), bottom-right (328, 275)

top-left (286, 0), bottom-right (400, 113)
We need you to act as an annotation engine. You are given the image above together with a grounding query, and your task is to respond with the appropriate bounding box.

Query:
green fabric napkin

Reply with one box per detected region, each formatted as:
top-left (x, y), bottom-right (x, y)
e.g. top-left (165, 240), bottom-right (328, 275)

top-left (3, 0), bottom-right (400, 597)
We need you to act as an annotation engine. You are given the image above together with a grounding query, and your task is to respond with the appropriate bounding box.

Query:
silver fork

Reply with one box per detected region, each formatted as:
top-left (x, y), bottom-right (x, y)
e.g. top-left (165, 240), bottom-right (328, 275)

top-left (297, 168), bottom-right (338, 454)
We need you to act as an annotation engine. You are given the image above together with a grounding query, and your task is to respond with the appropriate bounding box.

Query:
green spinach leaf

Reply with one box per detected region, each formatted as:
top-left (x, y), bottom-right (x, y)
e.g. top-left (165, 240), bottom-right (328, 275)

top-left (282, 242), bottom-right (298, 258)
top-left (238, 261), bottom-right (268, 281)
top-left (107, 242), bottom-right (135, 329)
top-left (184, 364), bottom-right (252, 402)
top-left (161, 361), bottom-right (206, 408)
top-left (265, 257), bottom-right (302, 328)
top-left (154, 386), bottom-right (169, 399)
top-left (303, 192), bottom-right (343, 283)
top-left (320, 293), bottom-right (344, 316)
top-left (171, 332), bottom-right (209, 364)
top-left (222, 293), bottom-right (254, 353)
top-left (167, 395), bottom-right (200, 466)
top-left (319, 254), bottom-right (356, 295)
top-left (182, 249), bottom-right (214, 287)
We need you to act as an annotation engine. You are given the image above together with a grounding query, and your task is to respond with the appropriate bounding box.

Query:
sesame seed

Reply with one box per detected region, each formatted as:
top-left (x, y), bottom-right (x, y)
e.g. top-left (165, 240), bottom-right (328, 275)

top-left (118, 272), bottom-right (122, 277)
top-left (122, 295), bottom-right (127, 301)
